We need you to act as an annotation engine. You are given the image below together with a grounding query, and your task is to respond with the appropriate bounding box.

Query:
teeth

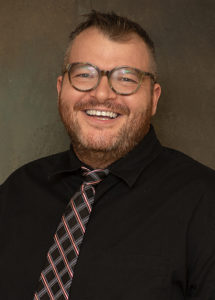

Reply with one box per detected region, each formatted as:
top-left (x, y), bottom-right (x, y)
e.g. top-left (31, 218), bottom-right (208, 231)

top-left (86, 110), bottom-right (118, 119)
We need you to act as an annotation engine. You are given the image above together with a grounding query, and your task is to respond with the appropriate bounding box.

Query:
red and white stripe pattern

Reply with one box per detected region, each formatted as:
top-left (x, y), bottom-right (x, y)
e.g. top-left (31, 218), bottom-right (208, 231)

top-left (33, 166), bottom-right (109, 300)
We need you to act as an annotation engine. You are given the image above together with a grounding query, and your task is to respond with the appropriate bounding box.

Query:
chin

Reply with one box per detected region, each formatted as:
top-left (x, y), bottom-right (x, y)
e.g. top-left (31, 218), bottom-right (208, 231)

top-left (78, 134), bottom-right (118, 152)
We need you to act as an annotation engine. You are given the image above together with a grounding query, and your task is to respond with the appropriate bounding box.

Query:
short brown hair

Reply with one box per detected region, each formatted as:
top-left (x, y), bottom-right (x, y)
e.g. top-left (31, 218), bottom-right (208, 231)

top-left (63, 10), bottom-right (157, 76)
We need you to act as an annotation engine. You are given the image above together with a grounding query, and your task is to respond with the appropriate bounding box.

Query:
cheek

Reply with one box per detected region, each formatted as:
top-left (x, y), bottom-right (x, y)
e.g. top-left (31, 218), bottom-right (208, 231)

top-left (60, 89), bottom-right (79, 110)
top-left (129, 91), bottom-right (153, 114)
top-left (61, 83), bottom-right (91, 107)
top-left (59, 94), bottom-right (76, 120)
top-left (124, 89), bottom-right (151, 111)
top-left (126, 101), bottom-right (147, 116)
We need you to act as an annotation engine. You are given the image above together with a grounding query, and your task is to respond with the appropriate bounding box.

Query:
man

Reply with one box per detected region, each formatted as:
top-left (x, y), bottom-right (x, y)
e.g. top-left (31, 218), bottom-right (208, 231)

top-left (0, 10), bottom-right (215, 300)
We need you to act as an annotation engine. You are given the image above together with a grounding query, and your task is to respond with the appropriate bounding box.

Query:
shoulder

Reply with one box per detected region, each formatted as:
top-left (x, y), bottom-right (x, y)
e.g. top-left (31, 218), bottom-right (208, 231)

top-left (0, 150), bottom-right (70, 189)
top-left (0, 150), bottom-right (71, 216)
top-left (159, 146), bottom-right (215, 190)
top-left (162, 146), bottom-right (215, 174)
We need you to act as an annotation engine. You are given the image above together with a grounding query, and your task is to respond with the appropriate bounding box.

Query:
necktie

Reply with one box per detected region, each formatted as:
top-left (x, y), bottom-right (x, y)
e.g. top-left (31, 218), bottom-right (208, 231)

top-left (34, 166), bottom-right (109, 300)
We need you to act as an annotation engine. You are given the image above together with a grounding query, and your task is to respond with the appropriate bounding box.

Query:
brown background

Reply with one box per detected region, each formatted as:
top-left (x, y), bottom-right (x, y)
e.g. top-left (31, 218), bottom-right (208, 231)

top-left (0, 0), bottom-right (214, 184)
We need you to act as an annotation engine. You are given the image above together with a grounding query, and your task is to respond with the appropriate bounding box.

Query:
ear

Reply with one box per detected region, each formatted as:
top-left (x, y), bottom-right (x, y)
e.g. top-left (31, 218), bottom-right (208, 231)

top-left (151, 83), bottom-right (161, 116)
top-left (57, 76), bottom-right (63, 97)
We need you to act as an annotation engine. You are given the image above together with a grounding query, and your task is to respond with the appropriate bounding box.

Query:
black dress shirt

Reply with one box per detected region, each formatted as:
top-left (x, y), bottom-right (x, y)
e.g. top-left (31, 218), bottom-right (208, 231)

top-left (1, 126), bottom-right (215, 300)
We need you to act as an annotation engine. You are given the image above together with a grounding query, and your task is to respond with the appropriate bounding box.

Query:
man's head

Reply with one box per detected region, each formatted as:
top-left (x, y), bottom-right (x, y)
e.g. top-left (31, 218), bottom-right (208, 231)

top-left (63, 10), bottom-right (157, 77)
top-left (57, 11), bottom-right (161, 168)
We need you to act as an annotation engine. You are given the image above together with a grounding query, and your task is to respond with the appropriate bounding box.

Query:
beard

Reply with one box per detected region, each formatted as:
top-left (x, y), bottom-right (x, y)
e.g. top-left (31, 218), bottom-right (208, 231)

top-left (58, 97), bottom-right (153, 166)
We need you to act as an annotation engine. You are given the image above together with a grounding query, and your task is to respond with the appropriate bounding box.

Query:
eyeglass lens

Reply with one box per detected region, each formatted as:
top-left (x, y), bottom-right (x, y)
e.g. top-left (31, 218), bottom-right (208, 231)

top-left (70, 64), bottom-right (98, 91)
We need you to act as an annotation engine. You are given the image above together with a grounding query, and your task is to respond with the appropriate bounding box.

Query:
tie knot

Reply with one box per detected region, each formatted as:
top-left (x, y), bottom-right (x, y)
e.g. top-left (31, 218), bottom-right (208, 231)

top-left (81, 166), bottom-right (109, 185)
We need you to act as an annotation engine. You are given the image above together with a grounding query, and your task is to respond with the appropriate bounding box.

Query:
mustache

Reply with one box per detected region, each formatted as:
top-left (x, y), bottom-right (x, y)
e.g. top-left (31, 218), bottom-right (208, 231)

top-left (73, 99), bottom-right (130, 115)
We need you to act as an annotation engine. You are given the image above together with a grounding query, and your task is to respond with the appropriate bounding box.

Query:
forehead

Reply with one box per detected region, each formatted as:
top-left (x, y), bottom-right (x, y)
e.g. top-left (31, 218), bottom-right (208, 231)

top-left (68, 27), bottom-right (151, 70)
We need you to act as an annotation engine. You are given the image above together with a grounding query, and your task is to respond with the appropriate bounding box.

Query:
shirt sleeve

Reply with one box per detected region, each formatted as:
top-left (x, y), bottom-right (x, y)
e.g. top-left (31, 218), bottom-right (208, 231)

top-left (186, 185), bottom-right (215, 299)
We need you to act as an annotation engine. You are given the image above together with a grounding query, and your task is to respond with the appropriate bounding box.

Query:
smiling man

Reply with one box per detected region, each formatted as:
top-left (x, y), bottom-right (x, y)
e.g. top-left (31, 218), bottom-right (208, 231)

top-left (57, 26), bottom-right (160, 168)
top-left (1, 10), bottom-right (215, 300)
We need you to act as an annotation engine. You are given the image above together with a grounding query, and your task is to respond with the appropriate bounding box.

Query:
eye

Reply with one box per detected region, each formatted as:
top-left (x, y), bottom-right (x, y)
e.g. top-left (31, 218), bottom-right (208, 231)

top-left (112, 68), bottom-right (139, 85)
top-left (116, 75), bottom-right (139, 85)
top-left (71, 67), bottom-right (98, 80)
top-left (71, 71), bottom-right (97, 81)
top-left (75, 72), bottom-right (91, 78)
top-left (120, 76), bottom-right (138, 83)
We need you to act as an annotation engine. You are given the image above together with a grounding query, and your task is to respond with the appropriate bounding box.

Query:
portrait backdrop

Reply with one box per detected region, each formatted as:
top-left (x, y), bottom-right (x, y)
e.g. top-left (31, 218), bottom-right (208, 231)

top-left (0, 0), bottom-right (214, 183)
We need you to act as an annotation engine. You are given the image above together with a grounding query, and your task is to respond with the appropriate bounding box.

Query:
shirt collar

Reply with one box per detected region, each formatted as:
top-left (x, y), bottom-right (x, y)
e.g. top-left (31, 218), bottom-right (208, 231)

top-left (109, 125), bottom-right (162, 187)
top-left (49, 125), bottom-right (162, 187)
top-left (48, 146), bottom-right (81, 179)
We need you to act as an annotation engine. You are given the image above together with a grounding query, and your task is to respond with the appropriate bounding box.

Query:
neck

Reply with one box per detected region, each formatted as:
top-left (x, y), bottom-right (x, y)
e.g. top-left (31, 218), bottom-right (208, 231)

top-left (71, 124), bottom-right (151, 169)
top-left (72, 125), bottom-right (151, 169)
top-left (74, 148), bottom-right (123, 169)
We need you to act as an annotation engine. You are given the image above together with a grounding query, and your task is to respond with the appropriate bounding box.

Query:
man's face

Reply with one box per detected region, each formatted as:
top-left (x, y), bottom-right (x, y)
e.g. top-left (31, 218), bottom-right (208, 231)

top-left (57, 27), bottom-right (161, 158)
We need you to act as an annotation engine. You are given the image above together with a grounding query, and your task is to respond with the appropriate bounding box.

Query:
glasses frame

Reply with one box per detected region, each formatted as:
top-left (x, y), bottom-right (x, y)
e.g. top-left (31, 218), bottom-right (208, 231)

top-left (64, 62), bottom-right (156, 96)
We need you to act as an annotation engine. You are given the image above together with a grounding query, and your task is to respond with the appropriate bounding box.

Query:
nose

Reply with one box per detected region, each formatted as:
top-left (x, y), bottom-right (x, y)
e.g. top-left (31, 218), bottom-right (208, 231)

top-left (89, 75), bottom-right (116, 102)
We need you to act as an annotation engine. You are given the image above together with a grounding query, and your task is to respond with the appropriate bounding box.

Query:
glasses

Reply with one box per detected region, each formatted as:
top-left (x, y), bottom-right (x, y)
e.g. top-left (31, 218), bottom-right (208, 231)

top-left (64, 62), bottom-right (156, 96)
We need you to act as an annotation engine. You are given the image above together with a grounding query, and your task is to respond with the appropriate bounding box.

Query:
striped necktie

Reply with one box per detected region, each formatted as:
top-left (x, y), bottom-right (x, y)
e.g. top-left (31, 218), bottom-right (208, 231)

top-left (34, 166), bottom-right (109, 300)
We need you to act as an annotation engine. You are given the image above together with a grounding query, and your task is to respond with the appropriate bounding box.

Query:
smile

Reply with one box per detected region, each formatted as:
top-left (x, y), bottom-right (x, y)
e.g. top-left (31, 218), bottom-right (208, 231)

top-left (85, 110), bottom-right (119, 119)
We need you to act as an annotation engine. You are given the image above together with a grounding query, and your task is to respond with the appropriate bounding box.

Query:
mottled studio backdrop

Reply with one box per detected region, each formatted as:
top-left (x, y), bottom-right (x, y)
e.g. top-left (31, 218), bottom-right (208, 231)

top-left (0, 0), bottom-right (215, 183)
